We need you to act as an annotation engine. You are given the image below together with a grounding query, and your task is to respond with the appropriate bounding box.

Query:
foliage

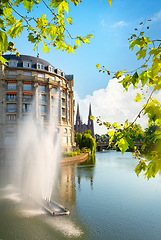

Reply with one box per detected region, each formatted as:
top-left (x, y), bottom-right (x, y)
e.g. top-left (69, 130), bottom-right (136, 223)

top-left (95, 21), bottom-right (161, 179)
top-left (0, 0), bottom-right (111, 62)
top-left (63, 151), bottom-right (77, 157)
top-left (76, 131), bottom-right (96, 155)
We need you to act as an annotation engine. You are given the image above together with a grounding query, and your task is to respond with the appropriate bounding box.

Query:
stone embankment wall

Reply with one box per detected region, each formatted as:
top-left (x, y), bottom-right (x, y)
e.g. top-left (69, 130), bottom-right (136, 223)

top-left (61, 152), bottom-right (90, 165)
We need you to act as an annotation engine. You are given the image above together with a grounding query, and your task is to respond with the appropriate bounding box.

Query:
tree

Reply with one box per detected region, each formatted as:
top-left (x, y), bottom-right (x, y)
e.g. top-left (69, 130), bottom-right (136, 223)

top-left (0, 0), bottom-right (111, 63)
top-left (76, 131), bottom-right (96, 155)
top-left (95, 20), bottom-right (161, 179)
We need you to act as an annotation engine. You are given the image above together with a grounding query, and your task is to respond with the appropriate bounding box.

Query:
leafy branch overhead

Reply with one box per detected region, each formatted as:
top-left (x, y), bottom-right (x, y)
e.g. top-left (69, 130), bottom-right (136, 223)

top-left (0, 0), bottom-right (111, 61)
top-left (95, 21), bottom-right (161, 179)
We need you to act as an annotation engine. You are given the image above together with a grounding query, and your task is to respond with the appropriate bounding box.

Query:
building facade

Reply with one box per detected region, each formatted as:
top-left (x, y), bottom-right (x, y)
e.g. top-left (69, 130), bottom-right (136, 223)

top-left (0, 54), bottom-right (75, 159)
top-left (74, 103), bottom-right (94, 138)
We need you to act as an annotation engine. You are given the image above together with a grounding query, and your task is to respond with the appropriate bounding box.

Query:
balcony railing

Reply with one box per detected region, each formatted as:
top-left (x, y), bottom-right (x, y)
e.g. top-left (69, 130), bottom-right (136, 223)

top-left (62, 112), bottom-right (66, 116)
top-left (38, 99), bottom-right (47, 103)
top-left (22, 97), bottom-right (33, 102)
top-left (38, 88), bottom-right (47, 92)
top-left (6, 108), bottom-right (17, 112)
top-left (22, 109), bottom-right (31, 113)
top-left (6, 86), bottom-right (17, 90)
top-left (6, 97), bottom-right (17, 101)
top-left (62, 92), bottom-right (66, 97)
top-left (23, 87), bottom-right (33, 91)
top-left (62, 102), bottom-right (66, 106)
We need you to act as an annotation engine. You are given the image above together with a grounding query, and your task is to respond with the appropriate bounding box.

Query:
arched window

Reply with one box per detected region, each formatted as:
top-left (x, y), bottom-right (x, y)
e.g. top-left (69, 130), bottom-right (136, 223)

top-left (64, 128), bottom-right (67, 134)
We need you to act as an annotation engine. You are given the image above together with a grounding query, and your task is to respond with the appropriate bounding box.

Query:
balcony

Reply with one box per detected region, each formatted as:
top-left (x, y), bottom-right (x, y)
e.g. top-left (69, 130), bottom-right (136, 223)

top-left (62, 102), bottom-right (66, 107)
top-left (23, 87), bottom-right (33, 91)
top-left (6, 86), bottom-right (17, 90)
top-left (38, 98), bottom-right (47, 103)
top-left (62, 112), bottom-right (66, 117)
top-left (22, 109), bottom-right (31, 113)
top-left (6, 97), bottom-right (17, 101)
top-left (6, 108), bottom-right (17, 112)
top-left (61, 92), bottom-right (66, 98)
top-left (22, 97), bottom-right (33, 102)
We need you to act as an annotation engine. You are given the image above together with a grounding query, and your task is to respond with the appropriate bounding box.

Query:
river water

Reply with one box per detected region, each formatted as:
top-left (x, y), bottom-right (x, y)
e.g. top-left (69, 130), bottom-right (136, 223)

top-left (0, 151), bottom-right (161, 240)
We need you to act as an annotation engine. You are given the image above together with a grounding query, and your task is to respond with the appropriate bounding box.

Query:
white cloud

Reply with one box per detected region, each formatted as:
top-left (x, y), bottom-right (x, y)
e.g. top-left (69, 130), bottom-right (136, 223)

top-left (112, 21), bottom-right (128, 28)
top-left (101, 20), bottom-right (106, 26)
top-left (74, 78), bottom-right (149, 135)
top-left (151, 9), bottom-right (161, 22)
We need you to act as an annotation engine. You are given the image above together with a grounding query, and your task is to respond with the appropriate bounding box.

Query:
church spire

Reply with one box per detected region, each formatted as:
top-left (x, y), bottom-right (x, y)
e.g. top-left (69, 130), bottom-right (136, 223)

top-left (88, 103), bottom-right (94, 138)
top-left (76, 103), bottom-right (80, 118)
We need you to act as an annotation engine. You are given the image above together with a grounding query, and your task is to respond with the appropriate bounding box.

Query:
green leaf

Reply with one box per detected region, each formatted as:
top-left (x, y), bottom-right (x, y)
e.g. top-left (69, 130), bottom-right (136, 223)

top-left (107, 0), bottom-right (112, 6)
top-left (75, 39), bottom-right (81, 46)
top-left (90, 116), bottom-right (95, 120)
top-left (42, 44), bottom-right (49, 53)
top-left (118, 137), bottom-right (129, 154)
top-left (107, 131), bottom-right (115, 138)
top-left (124, 119), bottom-right (129, 128)
top-left (66, 17), bottom-right (72, 25)
top-left (134, 93), bottom-right (142, 102)
top-left (136, 49), bottom-right (146, 60)
top-left (96, 64), bottom-right (99, 69)
top-left (0, 55), bottom-right (9, 63)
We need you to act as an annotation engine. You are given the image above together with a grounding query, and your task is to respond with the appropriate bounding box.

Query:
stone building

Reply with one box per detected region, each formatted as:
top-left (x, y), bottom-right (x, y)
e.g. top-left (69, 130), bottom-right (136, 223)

top-left (74, 103), bottom-right (94, 138)
top-left (0, 54), bottom-right (75, 159)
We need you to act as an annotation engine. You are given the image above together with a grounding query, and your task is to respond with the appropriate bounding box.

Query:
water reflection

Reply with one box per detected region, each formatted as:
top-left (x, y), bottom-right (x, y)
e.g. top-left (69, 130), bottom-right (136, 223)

top-left (77, 155), bottom-right (96, 190)
top-left (57, 155), bottom-right (96, 206)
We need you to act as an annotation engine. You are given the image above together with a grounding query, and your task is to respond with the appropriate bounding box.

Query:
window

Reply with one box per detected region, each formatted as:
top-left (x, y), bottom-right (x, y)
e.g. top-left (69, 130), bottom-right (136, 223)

top-left (23, 115), bottom-right (30, 121)
top-left (7, 127), bottom-right (15, 133)
top-left (38, 73), bottom-right (45, 79)
top-left (23, 94), bottom-right (32, 102)
top-left (23, 71), bottom-right (32, 76)
top-left (51, 87), bottom-right (57, 94)
top-left (37, 63), bottom-right (43, 70)
top-left (39, 94), bottom-right (46, 102)
top-left (39, 105), bottom-right (46, 113)
top-left (63, 136), bottom-right (68, 144)
top-left (7, 103), bottom-right (16, 112)
top-left (23, 104), bottom-right (31, 112)
top-left (38, 84), bottom-right (46, 92)
top-left (64, 128), bottom-right (67, 134)
top-left (50, 76), bottom-right (55, 80)
top-left (4, 136), bottom-right (17, 145)
top-left (69, 136), bottom-right (71, 144)
top-left (8, 71), bottom-right (17, 76)
top-left (7, 94), bottom-right (17, 101)
top-left (23, 61), bottom-right (31, 68)
top-left (23, 83), bottom-right (32, 91)
top-left (8, 61), bottom-right (17, 67)
top-left (7, 114), bottom-right (16, 121)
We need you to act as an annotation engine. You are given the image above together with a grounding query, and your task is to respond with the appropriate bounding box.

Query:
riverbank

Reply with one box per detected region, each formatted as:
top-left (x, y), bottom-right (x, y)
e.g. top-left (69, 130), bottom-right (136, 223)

top-left (61, 152), bottom-right (90, 165)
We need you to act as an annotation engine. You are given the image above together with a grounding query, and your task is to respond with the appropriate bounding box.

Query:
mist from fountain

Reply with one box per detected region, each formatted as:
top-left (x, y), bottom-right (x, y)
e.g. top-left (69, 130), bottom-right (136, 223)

top-left (14, 90), bottom-right (61, 202)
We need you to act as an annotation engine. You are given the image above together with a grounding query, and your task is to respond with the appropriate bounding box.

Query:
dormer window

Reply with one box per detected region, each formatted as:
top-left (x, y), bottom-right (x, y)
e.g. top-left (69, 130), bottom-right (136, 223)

top-left (23, 61), bottom-right (31, 68)
top-left (48, 65), bottom-right (54, 72)
top-left (8, 61), bottom-right (17, 67)
top-left (37, 63), bottom-right (44, 70)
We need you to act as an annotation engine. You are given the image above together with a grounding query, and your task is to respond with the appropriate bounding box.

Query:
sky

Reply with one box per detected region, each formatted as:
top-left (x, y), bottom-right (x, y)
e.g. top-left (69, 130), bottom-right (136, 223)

top-left (9, 0), bottom-right (161, 134)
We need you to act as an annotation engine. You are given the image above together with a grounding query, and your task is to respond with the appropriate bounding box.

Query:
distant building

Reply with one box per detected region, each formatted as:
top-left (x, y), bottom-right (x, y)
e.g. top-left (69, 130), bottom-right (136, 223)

top-left (0, 54), bottom-right (75, 159)
top-left (74, 103), bottom-right (94, 138)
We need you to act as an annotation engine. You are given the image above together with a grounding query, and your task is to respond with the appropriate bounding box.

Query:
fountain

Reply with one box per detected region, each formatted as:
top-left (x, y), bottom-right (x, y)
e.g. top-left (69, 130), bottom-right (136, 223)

top-left (12, 91), bottom-right (70, 215)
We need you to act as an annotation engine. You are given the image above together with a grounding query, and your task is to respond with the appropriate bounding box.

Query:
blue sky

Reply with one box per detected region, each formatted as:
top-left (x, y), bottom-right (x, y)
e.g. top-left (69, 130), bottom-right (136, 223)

top-left (9, 0), bottom-right (161, 134)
